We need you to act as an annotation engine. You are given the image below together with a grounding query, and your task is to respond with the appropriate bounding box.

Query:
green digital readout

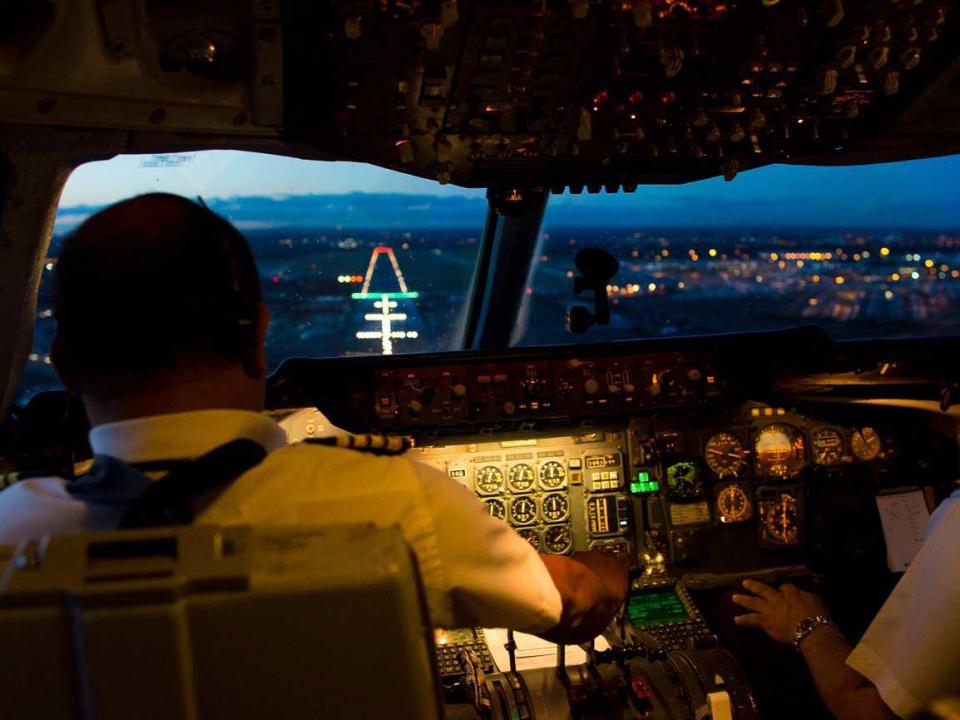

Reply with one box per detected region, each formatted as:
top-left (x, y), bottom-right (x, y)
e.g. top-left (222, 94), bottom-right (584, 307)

top-left (627, 590), bottom-right (690, 628)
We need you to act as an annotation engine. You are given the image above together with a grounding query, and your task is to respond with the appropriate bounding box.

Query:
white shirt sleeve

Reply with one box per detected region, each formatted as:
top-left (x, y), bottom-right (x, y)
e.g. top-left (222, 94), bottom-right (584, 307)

top-left (412, 461), bottom-right (564, 634)
top-left (846, 492), bottom-right (960, 718)
top-left (201, 445), bottom-right (563, 634)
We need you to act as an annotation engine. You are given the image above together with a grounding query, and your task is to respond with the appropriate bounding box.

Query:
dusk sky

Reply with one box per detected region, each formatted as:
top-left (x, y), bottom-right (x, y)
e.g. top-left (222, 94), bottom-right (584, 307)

top-left (58, 150), bottom-right (960, 229)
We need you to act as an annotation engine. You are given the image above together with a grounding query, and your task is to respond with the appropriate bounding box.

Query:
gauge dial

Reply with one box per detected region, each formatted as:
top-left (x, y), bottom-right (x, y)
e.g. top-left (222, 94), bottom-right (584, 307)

top-left (716, 483), bottom-right (753, 523)
top-left (851, 427), bottom-right (882, 461)
top-left (812, 428), bottom-right (845, 466)
top-left (754, 424), bottom-right (805, 479)
top-left (759, 491), bottom-right (799, 545)
top-left (543, 525), bottom-right (573, 554)
top-left (704, 432), bottom-right (748, 478)
top-left (541, 493), bottom-right (570, 522)
top-left (517, 528), bottom-right (540, 551)
top-left (509, 496), bottom-right (538, 526)
top-left (539, 461), bottom-right (567, 489)
top-left (508, 464), bottom-right (536, 493)
top-left (475, 466), bottom-right (504, 494)
top-left (484, 498), bottom-right (506, 521)
top-left (666, 461), bottom-right (703, 500)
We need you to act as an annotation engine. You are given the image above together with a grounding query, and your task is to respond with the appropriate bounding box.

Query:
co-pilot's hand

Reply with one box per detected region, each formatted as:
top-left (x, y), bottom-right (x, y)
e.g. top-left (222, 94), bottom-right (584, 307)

top-left (732, 579), bottom-right (830, 645)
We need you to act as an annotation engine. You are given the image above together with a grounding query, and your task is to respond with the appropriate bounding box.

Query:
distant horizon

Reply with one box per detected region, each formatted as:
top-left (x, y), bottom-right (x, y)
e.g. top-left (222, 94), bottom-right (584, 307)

top-left (53, 149), bottom-right (960, 231)
top-left (53, 189), bottom-right (960, 233)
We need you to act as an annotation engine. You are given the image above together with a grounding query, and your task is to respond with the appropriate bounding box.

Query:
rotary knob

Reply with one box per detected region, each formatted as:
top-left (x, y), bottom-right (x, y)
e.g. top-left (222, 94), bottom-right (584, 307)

top-left (502, 401), bottom-right (516, 416)
top-left (451, 383), bottom-right (467, 399)
top-left (526, 380), bottom-right (546, 396)
top-left (584, 378), bottom-right (600, 395)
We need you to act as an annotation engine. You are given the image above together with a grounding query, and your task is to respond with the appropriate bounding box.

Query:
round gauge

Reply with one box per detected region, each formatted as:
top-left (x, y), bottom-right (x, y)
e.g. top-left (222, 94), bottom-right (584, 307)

top-left (517, 528), bottom-right (541, 551)
top-left (716, 484), bottom-right (753, 523)
top-left (760, 492), bottom-right (799, 545)
top-left (539, 460), bottom-right (567, 489)
top-left (666, 461), bottom-right (702, 500)
top-left (475, 466), bottom-right (504, 494)
top-left (704, 432), bottom-right (748, 478)
top-left (509, 496), bottom-right (538, 526)
top-left (543, 525), bottom-right (573, 554)
top-left (508, 464), bottom-right (536, 493)
top-left (541, 493), bottom-right (570, 523)
top-left (484, 498), bottom-right (506, 521)
top-left (812, 428), bottom-right (845, 466)
top-left (851, 427), bottom-right (882, 461)
top-left (754, 424), bottom-right (805, 479)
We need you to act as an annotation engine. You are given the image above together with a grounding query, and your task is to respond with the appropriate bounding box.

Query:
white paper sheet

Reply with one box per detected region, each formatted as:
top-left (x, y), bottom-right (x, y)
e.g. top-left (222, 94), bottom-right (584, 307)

top-left (875, 489), bottom-right (930, 572)
top-left (483, 628), bottom-right (611, 671)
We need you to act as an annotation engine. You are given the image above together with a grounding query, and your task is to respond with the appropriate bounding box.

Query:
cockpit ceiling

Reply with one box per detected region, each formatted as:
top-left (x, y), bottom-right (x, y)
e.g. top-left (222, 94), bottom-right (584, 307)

top-left (1, 0), bottom-right (960, 188)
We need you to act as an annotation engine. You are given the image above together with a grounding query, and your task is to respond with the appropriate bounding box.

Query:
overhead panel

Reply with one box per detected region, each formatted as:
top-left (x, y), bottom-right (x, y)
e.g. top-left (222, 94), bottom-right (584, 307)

top-left (285, 0), bottom-right (960, 188)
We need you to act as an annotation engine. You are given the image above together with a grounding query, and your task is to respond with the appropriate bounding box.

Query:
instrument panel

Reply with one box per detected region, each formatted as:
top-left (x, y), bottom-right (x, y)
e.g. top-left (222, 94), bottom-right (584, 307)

top-left (409, 402), bottom-right (903, 581)
top-left (628, 407), bottom-right (903, 574)
top-left (413, 431), bottom-right (633, 556)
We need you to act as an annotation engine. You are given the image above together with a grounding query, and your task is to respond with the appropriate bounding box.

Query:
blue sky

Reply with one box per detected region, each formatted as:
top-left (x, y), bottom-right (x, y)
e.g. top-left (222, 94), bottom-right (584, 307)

top-left (59, 150), bottom-right (960, 228)
top-left (60, 151), bottom-right (484, 206)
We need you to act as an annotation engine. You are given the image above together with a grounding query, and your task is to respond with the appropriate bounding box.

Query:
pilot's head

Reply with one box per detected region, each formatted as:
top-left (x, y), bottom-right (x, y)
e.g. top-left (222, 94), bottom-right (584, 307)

top-left (50, 193), bottom-right (270, 424)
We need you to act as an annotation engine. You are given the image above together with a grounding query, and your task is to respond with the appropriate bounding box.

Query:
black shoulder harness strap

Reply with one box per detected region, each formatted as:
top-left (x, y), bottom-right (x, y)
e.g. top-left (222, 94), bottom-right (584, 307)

top-left (69, 433), bottom-right (408, 529)
top-left (116, 438), bottom-right (267, 529)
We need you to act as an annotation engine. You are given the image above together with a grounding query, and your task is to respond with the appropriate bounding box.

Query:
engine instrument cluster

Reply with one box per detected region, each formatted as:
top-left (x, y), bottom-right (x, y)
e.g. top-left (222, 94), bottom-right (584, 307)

top-left (414, 431), bottom-right (632, 556)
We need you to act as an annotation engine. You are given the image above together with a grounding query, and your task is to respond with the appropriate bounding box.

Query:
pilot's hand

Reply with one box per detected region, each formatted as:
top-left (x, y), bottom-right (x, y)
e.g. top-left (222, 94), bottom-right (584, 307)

top-left (731, 579), bottom-right (830, 645)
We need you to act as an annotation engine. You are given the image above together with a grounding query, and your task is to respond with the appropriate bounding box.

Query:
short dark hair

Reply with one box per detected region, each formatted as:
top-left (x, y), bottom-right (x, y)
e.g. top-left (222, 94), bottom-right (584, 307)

top-left (52, 193), bottom-right (262, 383)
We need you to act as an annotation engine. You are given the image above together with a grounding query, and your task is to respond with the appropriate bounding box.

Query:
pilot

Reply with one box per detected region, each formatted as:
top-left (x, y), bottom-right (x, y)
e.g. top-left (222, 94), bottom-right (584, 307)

top-left (732, 481), bottom-right (960, 719)
top-left (0, 193), bottom-right (629, 644)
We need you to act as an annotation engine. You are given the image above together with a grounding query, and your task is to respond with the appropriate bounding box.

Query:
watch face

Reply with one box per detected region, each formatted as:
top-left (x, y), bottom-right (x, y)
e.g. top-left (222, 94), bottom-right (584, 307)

top-left (793, 615), bottom-right (833, 649)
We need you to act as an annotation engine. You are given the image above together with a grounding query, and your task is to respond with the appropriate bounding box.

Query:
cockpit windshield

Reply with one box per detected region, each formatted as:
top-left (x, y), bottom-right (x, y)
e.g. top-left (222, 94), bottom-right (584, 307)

top-left (15, 150), bottom-right (960, 404)
top-left (515, 153), bottom-right (960, 346)
top-left (17, 152), bottom-right (487, 404)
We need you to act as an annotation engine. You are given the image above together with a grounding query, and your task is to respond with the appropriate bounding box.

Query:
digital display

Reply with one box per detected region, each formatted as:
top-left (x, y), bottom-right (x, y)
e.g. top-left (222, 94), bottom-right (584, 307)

top-left (585, 453), bottom-right (620, 469)
top-left (627, 590), bottom-right (690, 628)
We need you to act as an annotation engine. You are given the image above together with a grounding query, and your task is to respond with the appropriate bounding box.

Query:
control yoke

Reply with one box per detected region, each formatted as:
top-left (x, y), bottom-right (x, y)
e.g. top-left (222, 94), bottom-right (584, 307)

top-left (566, 248), bottom-right (620, 334)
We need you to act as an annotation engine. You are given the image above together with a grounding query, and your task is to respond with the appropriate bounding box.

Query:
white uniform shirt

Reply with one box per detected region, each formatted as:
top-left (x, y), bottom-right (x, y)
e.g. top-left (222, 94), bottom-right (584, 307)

top-left (0, 410), bottom-right (563, 634)
top-left (846, 488), bottom-right (960, 718)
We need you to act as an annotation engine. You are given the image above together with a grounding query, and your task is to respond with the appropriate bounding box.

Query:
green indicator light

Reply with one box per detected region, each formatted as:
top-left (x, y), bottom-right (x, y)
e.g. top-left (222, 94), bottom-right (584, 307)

top-left (630, 477), bottom-right (660, 495)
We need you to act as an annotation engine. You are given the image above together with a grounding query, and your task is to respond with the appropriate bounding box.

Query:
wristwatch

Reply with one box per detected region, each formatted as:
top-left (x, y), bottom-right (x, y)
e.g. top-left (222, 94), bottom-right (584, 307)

top-left (793, 615), bottom-right (836, 652)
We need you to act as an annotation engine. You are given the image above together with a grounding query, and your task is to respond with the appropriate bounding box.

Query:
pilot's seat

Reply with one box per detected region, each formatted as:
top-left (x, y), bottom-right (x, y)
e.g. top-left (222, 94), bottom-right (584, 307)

top-left (0, 525), bottom-right (444, 719)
